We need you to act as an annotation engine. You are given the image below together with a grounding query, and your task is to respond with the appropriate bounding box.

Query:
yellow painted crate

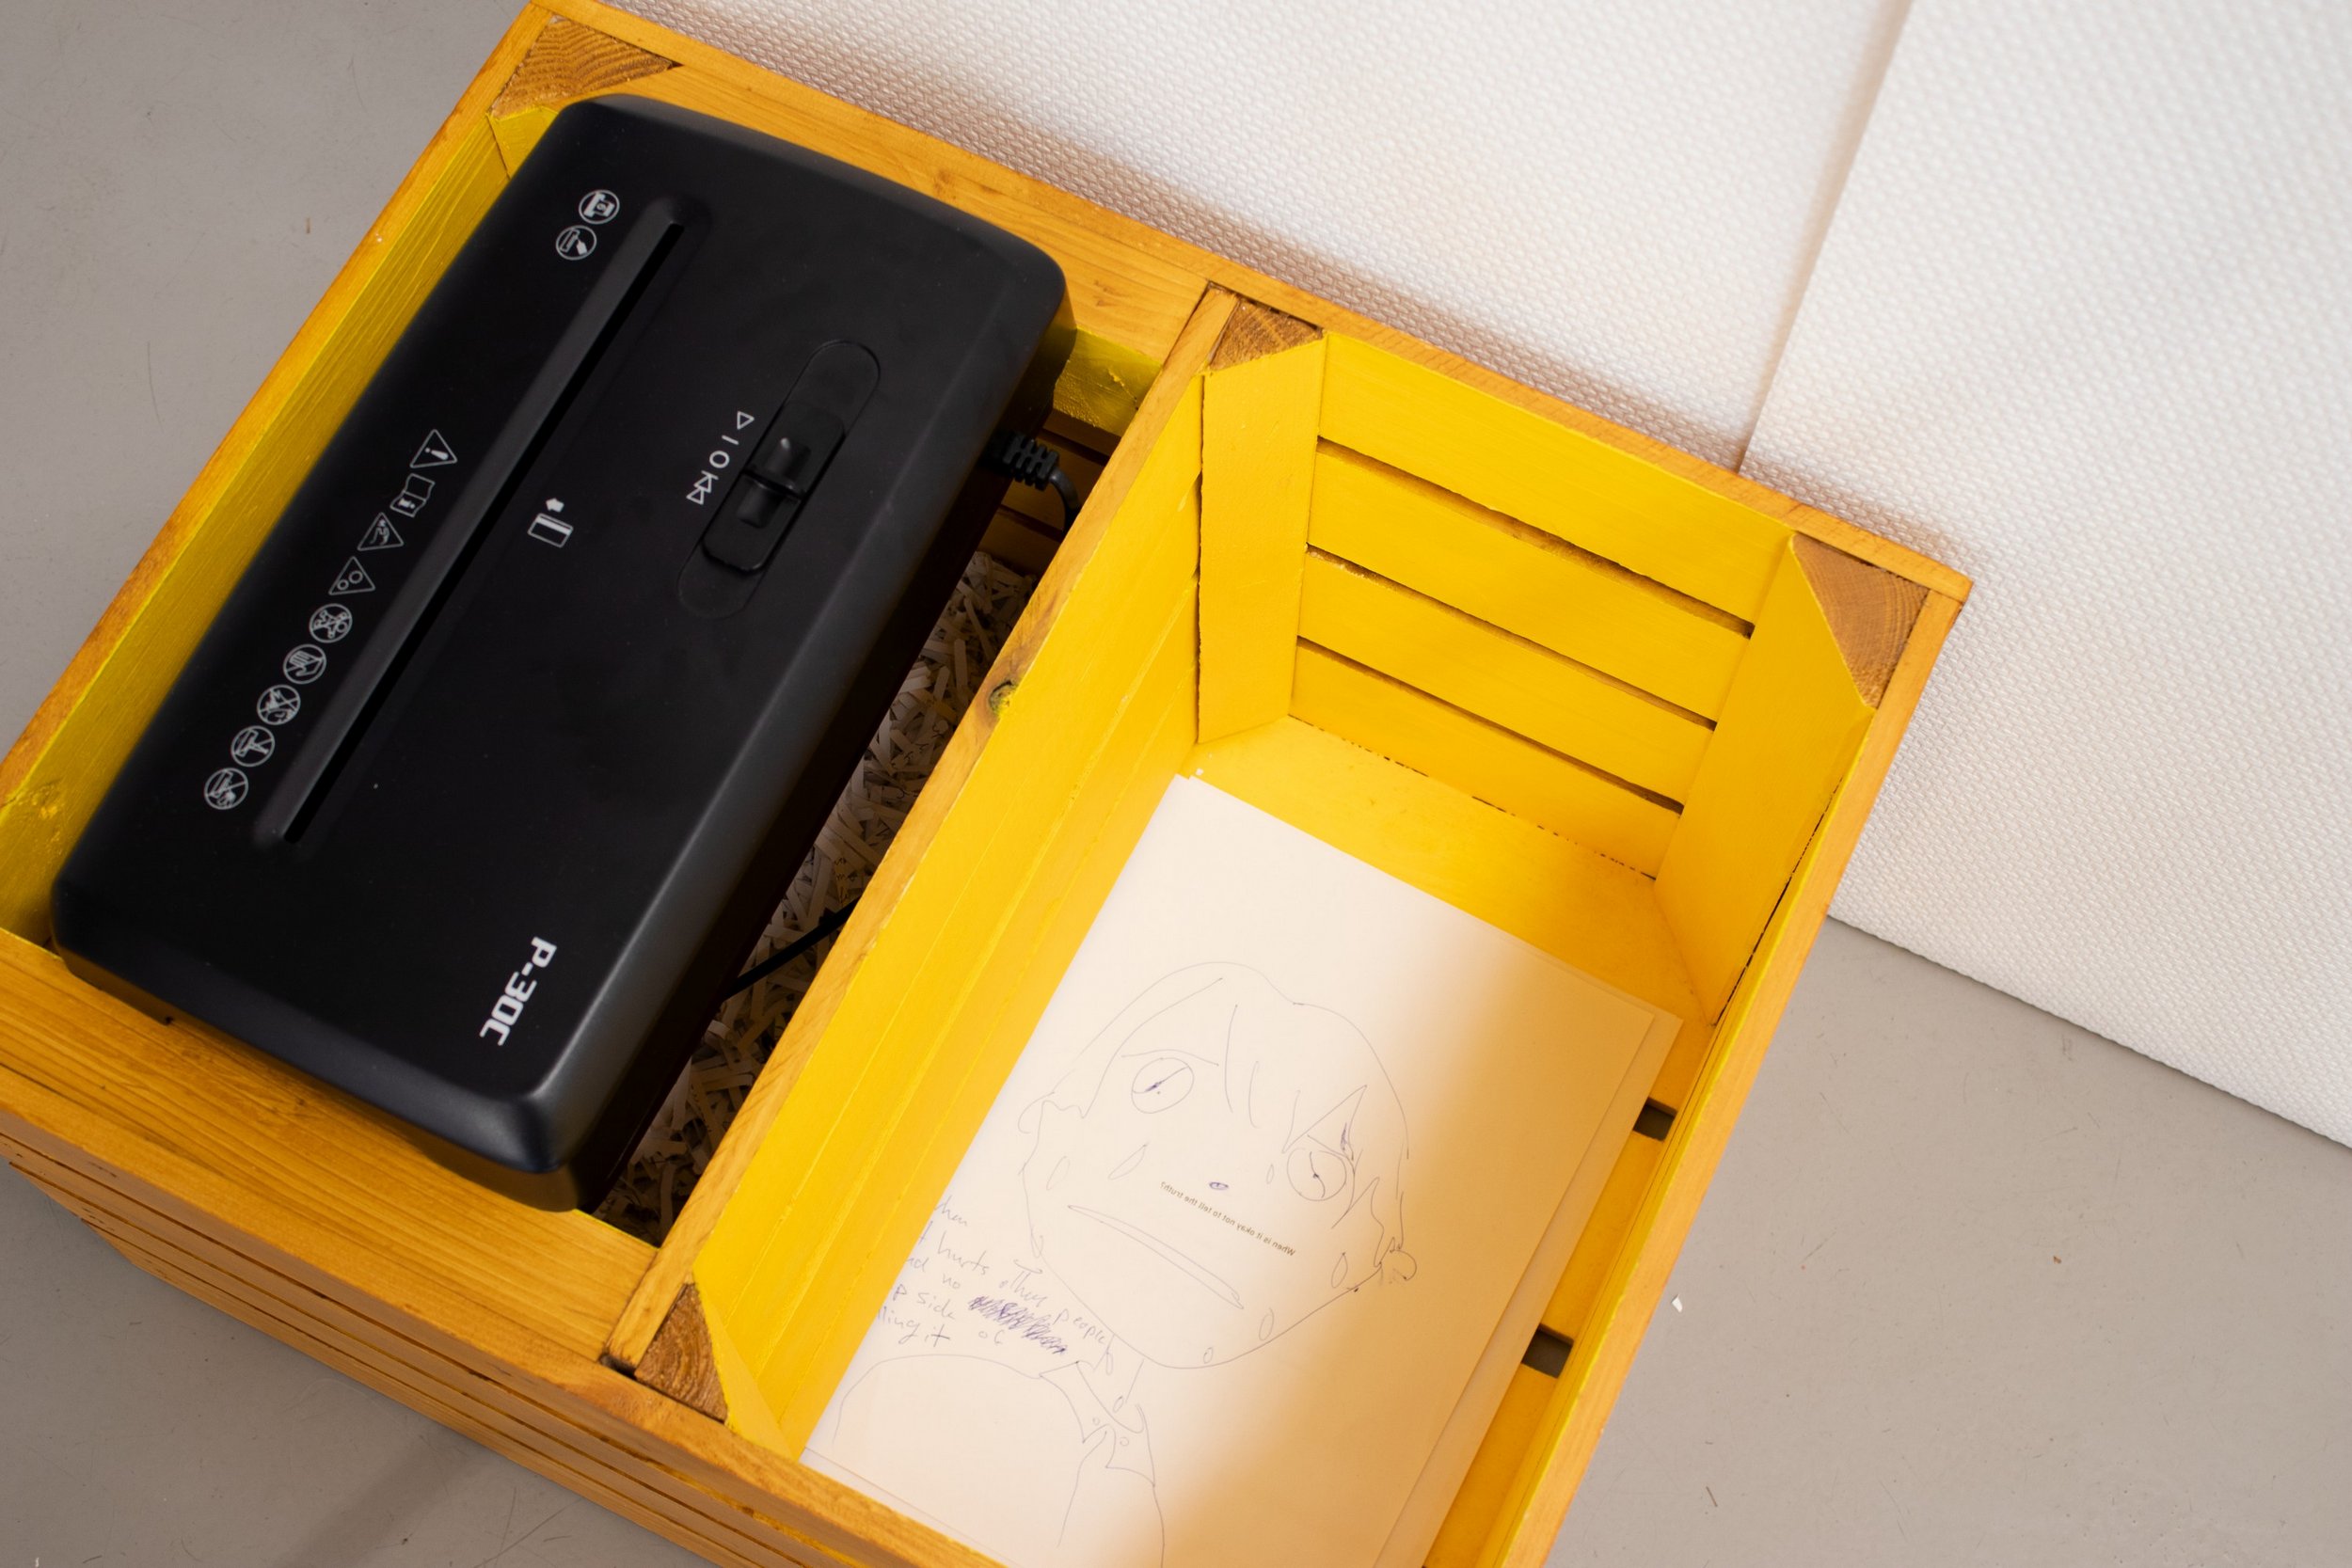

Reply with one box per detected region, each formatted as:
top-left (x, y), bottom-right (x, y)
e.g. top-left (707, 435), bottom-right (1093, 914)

top-left (0, 6), bottom-right (1965, 1567)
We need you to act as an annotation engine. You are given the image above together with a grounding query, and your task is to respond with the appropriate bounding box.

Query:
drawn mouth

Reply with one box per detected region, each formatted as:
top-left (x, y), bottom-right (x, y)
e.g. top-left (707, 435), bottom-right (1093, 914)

top-left (1069, 1206), bottom-right (1243, 1309)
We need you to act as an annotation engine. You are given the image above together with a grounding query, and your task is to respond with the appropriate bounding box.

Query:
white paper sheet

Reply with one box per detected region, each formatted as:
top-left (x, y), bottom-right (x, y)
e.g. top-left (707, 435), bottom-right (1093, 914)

top-left (804, 778), bottom-right (1671, 1568)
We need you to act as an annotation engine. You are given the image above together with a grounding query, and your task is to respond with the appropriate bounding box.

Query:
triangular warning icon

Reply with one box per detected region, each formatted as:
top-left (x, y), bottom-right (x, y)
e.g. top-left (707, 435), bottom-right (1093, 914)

top-left (329, 557), bottom-right (376, 595)
top-left (358, 514), bottom-right (404, 551)
top-left (410, 429), bottom-right (457, 468)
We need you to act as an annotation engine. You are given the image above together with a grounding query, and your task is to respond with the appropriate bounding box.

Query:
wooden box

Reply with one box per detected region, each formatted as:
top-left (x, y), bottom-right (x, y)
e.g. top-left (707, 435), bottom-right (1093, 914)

top-left (0, 6), bottom-right (1965, 1566)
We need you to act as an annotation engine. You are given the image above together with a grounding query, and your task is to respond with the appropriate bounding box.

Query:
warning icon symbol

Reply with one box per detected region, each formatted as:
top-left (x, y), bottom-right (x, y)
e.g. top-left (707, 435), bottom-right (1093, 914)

top-left (203, 768), bottom-right (249, 811)
top-left (411, 429), bottom-right (457, 468)
top-left (329, 557), bottom-right (376, 595)
top-left (388, 473), bottom-right (434, 517)
top-left (358, 514), bottom-right (404, 551)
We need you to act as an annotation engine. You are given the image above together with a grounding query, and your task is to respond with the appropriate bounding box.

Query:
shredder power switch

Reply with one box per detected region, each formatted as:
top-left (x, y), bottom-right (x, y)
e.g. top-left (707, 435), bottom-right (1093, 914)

top-left (749, 408), bottom-right (844, 497)
top-left (698, 341), bottom-right (877, 578)
top-left (702, 469), bottom-right (801, 571)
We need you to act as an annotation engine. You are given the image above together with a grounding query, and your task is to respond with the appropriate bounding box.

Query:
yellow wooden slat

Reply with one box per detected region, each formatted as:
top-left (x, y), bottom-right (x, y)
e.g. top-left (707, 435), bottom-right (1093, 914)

top-left (0, 1092), bottom-right (960, 1568)
top-left (1055, 331), bottom-right (1168, 438)
top-left (1655, 543), bottom-right (1877, 1016)
top-left (1538, 1132), bottom-right (1664, 1338)
top-left (0, 930), bottom-right (644, 1360)
top-left (1185, 716), bottom-right (1698, 1022)
top-left (694, 382), bottom-right (1209, 1445)
top-left (738, 587), bottom-right (1199, 1444)
top-left (1290, 644), bottom-right (1679, 876)
top-left (1308, 445), bottom-right (1749, 721)
top-left (1318, 335), bottom-right (1788, 622)
top-left (607, 291), bottom-right (1239, 1377)
top-left (0, 119), bottom-right (511, 943)
top-left (699, 460), bottom-right (1196, 1359)
top-left (490, 103), bottom-right (561, 170)
top-left (1426, 1365), bottom-right (1560, 1568)
top-left (1199, 335), bottom-right (1325, 739)
top-left (1296, 552), bottom-right (1711, 802)
top-left (1475, 593), bottom-right (1963, 1568)
top-left (1640, 1014), bottom-right (1717, 1126)
top-left (694, 570), bottom-right (1185, 1351)
top-left (17, 1166), bottom-right (822, 1568)
top-left (713, 578), bottom-right (1200, 1444)
top-left (63, 1235), bottom-right (765, 1568)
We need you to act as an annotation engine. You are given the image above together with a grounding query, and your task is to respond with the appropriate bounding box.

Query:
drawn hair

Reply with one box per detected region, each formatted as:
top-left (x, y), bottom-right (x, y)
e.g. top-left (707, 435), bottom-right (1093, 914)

top-left (1025, 962), bottom-right (1412, 1280)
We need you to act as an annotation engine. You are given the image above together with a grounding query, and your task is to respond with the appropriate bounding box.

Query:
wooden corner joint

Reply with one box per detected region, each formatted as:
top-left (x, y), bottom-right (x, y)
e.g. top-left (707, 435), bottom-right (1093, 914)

top-left (490, 15), bottom-right (675, 119)
top-left (634, 1279), bottom-right (730, 1423)
top-left (1209, 297), bottom-right (1323, 371)
top-left (1790, 535), bottom-right (1930, 708)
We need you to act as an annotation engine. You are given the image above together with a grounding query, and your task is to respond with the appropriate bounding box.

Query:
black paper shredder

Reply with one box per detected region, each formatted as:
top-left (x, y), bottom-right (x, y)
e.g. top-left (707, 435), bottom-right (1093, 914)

top-left (51, 98), bottom-right (1073, 1209)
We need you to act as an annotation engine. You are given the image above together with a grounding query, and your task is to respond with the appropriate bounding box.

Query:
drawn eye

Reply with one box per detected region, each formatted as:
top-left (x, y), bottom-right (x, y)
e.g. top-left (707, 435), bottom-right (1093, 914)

top-left (1130, 1057), bottom-right (1194, 1113)
top-left (1287, 1144), bottom-right (1347, 1202)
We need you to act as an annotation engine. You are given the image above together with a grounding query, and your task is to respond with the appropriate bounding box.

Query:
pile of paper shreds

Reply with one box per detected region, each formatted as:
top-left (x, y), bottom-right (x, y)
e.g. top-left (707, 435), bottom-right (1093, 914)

top-left (596, 550), bottom-right (1036, 1243)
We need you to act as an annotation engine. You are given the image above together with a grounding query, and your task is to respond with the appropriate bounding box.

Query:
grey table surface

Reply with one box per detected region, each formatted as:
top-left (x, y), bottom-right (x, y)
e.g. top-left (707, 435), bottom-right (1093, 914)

top-left (3, 3), bottom-right (2348, 1564)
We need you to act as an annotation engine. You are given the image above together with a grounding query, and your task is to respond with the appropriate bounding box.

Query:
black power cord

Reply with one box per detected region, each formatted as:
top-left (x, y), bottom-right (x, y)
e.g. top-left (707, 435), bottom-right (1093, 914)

top-left (983, 430), bottom-right (1082, 525)
top-left (719, 430), bottom-right (1073, 1010)
top-left (722, 900), bottom-right (856, 999)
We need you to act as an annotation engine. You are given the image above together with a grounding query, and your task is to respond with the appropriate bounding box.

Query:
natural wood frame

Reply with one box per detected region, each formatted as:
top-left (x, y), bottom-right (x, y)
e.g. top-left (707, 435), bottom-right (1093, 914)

top-left (0, 6), bottom-right (1966, 1567)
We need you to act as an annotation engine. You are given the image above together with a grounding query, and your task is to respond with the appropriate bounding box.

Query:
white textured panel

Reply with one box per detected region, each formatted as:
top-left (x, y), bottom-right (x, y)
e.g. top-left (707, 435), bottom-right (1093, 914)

top-left (620, 0), bottom-right (1902, 464)
top-left (1744, 2), bottom-right (2352, 1140)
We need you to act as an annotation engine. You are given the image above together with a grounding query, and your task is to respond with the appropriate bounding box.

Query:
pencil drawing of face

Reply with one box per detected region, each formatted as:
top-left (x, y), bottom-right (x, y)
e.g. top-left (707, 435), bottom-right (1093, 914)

top-left (1019, 963), bottom-right (1413, 1370)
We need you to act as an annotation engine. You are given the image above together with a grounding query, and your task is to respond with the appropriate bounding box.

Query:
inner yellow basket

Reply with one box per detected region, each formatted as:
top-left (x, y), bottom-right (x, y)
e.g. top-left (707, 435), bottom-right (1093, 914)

top-left (639, 290), bottom-right (1947, 1568)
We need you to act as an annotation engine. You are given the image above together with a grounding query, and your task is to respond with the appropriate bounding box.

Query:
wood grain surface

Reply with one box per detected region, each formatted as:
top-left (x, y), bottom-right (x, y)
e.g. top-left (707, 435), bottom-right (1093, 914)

top-left (489, 13), bottom-right (673, 117)
top-left (1209, 297), bottom-right (1322, 370)
top-left (1792, 533), bottom-right (1931, 707)
top-left (640, 1281), bottom-right (732, 1423)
